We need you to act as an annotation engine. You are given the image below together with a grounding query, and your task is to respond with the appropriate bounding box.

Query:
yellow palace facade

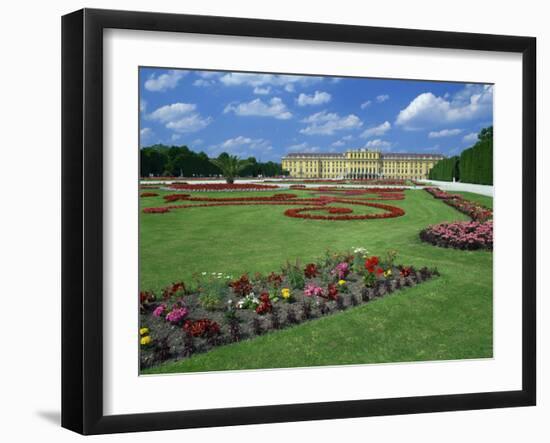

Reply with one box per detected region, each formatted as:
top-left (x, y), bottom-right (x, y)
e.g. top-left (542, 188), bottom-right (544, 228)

top-left (281, 149), bottom-right (445, 180)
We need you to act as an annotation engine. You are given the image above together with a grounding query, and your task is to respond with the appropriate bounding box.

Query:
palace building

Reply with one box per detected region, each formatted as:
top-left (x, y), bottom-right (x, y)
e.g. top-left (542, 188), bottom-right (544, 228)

top-left (281, 149), bottom-right (445, 180)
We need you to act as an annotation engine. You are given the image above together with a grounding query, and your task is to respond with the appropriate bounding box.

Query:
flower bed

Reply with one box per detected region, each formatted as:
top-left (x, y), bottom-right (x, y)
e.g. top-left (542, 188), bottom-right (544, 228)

top-left (139, 249), bottom-right (439, 369)
top-left (142, 207), bottom-right (170, 214)
top-left (421, 188), bottom-right (493, 249)
top-left (142, 191), bottom-right (406, 221)
top-left (424, 187), bottom-right (493, 222)
top-left (140, 192), bottom-right (159, 197)
top-left (424, 187), bottom-right (462, 199)
top-left (419, 221), bottom-right (493, 250)
top-left (168, 183), bottom-right (279, 192)
top-left (443, 198), bottom-right (492, 222)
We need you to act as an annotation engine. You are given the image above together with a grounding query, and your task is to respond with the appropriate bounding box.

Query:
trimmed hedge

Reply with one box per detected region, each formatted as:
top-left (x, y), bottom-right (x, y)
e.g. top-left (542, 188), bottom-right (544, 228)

top-left (428, 156), bottom-right (459, 182)
top-left (428, 126), bottom-right (493, 185)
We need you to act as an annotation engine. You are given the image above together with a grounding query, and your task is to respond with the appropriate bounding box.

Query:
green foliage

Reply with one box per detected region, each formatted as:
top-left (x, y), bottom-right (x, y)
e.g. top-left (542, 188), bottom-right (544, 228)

top-left (428, 156), bottom-right (459, 182)
top-left (428, 126), bottom-right (493, 185)
top-left (210, 154), bottom-right (251, 184)
top-left (459, 126), bottom-right (493, 185)
top-left (282, 260), bottom-right (305, 290)
top-left (140, 144), bottom-right (283, 178)
top-left (196, 275), bottom-right (231, 311)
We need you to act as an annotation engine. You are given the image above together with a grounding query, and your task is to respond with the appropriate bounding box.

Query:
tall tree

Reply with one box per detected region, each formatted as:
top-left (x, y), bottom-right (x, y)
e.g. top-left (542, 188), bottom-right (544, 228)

top-left (210, 153), bottom-right (251, 183)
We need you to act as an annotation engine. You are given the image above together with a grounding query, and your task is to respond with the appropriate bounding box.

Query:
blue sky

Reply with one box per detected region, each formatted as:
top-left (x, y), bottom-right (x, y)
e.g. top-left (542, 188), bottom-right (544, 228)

top-left (139, 67), bottom-right (493, 162)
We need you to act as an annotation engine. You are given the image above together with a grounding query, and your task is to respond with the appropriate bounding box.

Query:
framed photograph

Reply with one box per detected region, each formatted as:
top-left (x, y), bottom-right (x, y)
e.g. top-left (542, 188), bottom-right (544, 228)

top-left (62, 8), bottom-right (536, 435)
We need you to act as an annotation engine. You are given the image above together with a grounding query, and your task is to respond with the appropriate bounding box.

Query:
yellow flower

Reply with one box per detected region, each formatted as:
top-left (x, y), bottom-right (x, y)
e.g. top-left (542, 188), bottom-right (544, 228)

top-left (140, 336), bottom-right (151, 346)
top-left (139, 327), bottom-right (149, 336)
top-left (338, 280), bottom-right (346, 286)
top-left (384, 269), bottom-right (392, 277)
top-left (281, 288), bottom-right (291, 299)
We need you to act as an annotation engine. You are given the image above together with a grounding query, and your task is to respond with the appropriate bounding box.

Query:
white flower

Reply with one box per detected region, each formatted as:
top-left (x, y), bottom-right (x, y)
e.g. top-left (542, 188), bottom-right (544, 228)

top-left (201, 272), bottom-right (207, 275)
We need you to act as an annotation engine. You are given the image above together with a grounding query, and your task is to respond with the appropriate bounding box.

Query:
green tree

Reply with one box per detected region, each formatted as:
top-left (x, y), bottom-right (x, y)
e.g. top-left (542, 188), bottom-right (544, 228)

top-left (210, 153), bottom-right (251, 183)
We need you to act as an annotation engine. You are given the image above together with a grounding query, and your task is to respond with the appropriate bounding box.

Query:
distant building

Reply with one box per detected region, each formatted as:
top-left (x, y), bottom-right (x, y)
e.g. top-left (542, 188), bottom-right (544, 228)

top-left (281, 148), bottom-right (445, 180)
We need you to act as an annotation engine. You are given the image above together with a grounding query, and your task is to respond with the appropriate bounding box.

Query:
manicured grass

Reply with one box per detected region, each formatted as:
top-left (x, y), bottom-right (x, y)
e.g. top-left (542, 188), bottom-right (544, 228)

top-left (453, 191), bottom-right (493, 209)
top-left (140, 188), bottom-right (492, 373)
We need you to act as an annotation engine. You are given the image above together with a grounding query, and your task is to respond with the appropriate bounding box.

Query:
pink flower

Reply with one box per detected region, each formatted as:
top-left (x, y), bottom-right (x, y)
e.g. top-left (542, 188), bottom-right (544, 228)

top-left (152, 304), bottom-right (166, 317)
top-left (165, 306), bottom-right (189, 323)
top-left (304, 283), bottom-right (324, 297)
top-left (332, 262), bottom-right (350, 279)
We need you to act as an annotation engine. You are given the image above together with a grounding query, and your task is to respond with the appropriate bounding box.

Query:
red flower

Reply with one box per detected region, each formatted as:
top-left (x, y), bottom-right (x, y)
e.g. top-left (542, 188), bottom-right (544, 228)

top-left (229, 275), bottom-right (253, 296)
top-left (267, 272), bottom-right (283, 287)
top-left (365, 256), bottom-right (380, 273)
top-left (183, 318), bottom-right (220, 337)
top-left (376, 267), bottom-right (384, 276)
top-left (326, 283), bottom-right (339, 301)
top-left (256, 292), bottom-right (272, 315)
top-left (304, 263), bottom-right (318, 278)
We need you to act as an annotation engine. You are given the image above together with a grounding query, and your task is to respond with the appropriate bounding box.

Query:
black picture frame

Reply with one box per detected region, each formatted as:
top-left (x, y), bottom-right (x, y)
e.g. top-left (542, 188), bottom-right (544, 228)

top-left (62, 8), bottom-right (536, 435)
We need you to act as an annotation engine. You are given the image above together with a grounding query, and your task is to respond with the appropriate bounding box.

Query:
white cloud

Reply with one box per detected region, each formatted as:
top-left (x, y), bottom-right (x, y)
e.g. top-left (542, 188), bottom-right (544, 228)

top-left (140, 100), bottom-right (147, 112)
top-left (395, 84), bottom-right (493, 129)
top-left (299, 111), bottom-right (362, 136)
top-left (342, 135), bottom-right (353, 141)
top-left (171, 134), bottom-right (181, 142)
top-left (193, 79), bottom-right (214, 87)
top-left (365, 139), bottom-right (392, 150)
top-left (286, 142), bottom-right (320, 153)
top-left (360, 121), bottom-right (391, 138)
top-left (192, 138), bottom-right (204, 146)
top-left (148, 103), bottom-right (196, 123)
top-left (148, 102), bottom-right (212, 134)
top-left (253, 86), bottom-right (271, 95)
top-left (144, 70), bottom-right (186, 92)
top-left (209, 136), bottom-right (273, 157)
top-left (196, 71), bottom-right (221, 79)
top-left (296, 90), bottom-right (331, 106)
top-left (331, 140), bottom-right (345, 147)
top-left (376, 94), bottom-right (390, 103)
top-left (140, 127), bottom-right (152, 137)
top-left (428, 128), bottom-right (463, 138)
top-left (462, 132), bottom-right (478, 144)
top-left (166, 114), bottom-right (213, 133)
top-left (219, 72), bottom-right (322, 91)
top-left (360, 100), bottom-right (372, 109)
top-left (287, 142), bottom-right (309, 151)
top-left (224, 97), bottom-right (292, 120)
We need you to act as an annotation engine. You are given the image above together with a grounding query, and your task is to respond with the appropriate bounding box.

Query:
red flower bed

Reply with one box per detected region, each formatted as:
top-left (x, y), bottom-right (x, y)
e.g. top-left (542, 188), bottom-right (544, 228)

top-left (163, 194), bottom-right (191, 202)
top-left (140, 192), bottom-right (159, 197)
top-left (143, 192), bottom-right (406, 221)
top-left (420, 221), bottom-right (493, 250)
top-left (424, 187), bottom-right (462, 199)
top-left (284, 201), bottom-right (404, 221)
top-left (328, 207), bottom-right (353, 214)
top-left (443, 198), bottom-right (493, 222)
top-left (143, 207), bottom-right (170, 214)
top-left (424, 188), bottom-right (492, 222)
top-left (168, 183), bottom-right (278, 191)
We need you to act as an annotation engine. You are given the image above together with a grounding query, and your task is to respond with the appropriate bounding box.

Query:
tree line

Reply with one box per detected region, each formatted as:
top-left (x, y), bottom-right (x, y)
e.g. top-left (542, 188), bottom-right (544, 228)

top-left (428, 126), bottom-right (493, 185)
top-left (140, 144), bottom-right (285, 178)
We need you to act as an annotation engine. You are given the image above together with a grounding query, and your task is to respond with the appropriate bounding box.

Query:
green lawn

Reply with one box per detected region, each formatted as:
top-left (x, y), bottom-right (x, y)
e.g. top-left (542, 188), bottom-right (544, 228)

top-left (140, 188), bottom-right (493, 374)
